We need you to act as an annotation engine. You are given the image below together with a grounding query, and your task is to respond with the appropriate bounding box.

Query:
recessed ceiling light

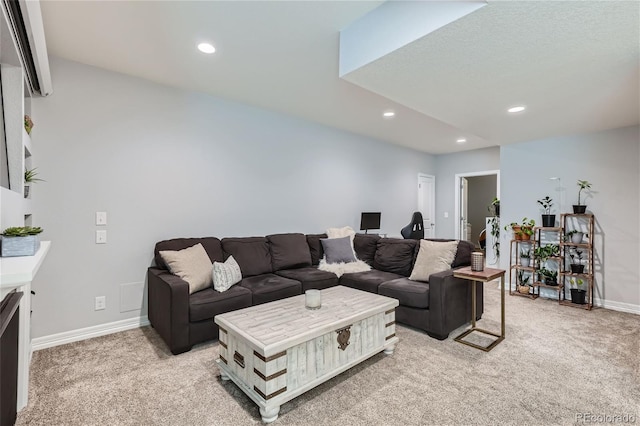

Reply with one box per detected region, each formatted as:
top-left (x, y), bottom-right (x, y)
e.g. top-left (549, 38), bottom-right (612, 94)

top-left (383, 111), bottom-right (395, 118)
top-left (456, 138), bottom-right (467, 143)
top-left (508, 105), bottom-right (526, 113)
top-left (197, 43), bottom-right (216, 54)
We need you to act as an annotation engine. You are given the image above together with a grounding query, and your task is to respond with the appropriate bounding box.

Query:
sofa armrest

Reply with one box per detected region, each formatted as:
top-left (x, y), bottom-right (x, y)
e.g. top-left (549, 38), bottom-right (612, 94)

top-left (428, 268), bottom-right (482, 338)
top-left (148, 267), bottom-right (191, 354)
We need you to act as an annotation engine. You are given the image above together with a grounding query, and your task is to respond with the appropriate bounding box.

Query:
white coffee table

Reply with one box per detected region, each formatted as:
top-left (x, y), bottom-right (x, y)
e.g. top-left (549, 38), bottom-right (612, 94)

top-left (215, 286), bottom-right (399, 423)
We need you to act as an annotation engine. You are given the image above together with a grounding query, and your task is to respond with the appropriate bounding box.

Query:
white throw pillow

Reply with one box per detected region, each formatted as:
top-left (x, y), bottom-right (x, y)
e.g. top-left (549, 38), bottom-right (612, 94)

top-left (159, 243), bottom-right (213, 294)
top-left (212, 255), bottom-right (242, 292)
top-left (409, 240), bottom-right (458, 282)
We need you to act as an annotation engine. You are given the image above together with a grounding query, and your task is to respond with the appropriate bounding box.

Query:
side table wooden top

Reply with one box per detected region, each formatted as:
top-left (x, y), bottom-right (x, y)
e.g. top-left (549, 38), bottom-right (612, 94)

top-left (454, 266), bottom-right (505, 282)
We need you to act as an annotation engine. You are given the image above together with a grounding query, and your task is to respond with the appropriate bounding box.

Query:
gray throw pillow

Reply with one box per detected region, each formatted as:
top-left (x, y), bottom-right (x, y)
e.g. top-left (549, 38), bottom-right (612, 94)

top-left (321, 236), bottom-right (357, 264)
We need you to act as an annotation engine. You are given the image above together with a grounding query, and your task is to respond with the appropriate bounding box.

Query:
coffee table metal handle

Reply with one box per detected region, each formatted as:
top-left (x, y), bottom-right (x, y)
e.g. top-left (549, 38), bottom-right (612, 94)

top-left (234, 351), bottom-right (245, 369)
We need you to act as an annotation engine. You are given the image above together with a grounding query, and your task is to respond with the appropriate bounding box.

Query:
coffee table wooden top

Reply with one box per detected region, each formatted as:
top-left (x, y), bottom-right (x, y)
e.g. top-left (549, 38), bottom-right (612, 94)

top-left (215, 286), bottom-right (398, 356)
top-left (454, 266), bottom-right (505, 282)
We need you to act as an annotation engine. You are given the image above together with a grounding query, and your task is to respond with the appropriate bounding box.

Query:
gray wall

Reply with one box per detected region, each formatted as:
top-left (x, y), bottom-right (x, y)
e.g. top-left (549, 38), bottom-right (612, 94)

top-left (467, 175), bottom-right (497, 246)
top-left (499, 125), bottom-right (639, 309)
top-left (434, 147), bottom-right (501, 238)
top-left (30, 57), bottom-right (436, 338)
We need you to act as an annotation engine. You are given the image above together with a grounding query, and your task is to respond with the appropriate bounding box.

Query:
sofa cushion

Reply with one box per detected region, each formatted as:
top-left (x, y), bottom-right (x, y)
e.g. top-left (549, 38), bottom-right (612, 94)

top-left (339, 269), bottom-right (404, 294)
top-left (426, 238), bottom-right (473, 267)
top-left (154, 237), bottom-right (223, 270)
top-left (379, 278), bottom-right (430, 309)
top-left (189, 285), bottom-right (253, 322)
top-left (212, 255), bottom-right (242, 292)
top-left (239, 274), bottom-right (302, 305)
top-left (354, 234), bottom-right (380, 265)
top-left (159, 243), bottom-right (213, 294)
top-left (321, 236), bottom-right (357, 264)
top-left (221, 237), bottom-right (272, 277)
top-left (267, 233), bottom-right (312, 271)
top-left (275, 267), bottom-right (338, 292)
top-left (306, 233), bottom-right (327, 265)
top-left (373, 239), bottom-right (418, 277)
top-left (409, 240), bottom-right (458, 282)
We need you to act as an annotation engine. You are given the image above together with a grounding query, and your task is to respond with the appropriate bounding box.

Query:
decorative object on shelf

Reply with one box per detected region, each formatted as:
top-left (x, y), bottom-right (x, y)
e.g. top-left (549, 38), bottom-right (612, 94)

top-left (24, 115), bottom-right (33, 135)
top-left (573, 180), bottom-right (592, 214)
top-left (24, 167), bottom-right (44, 199)
top-left (519, 218), bottom-right (535, 241)
top-left (537, 267), bottom-right (558, 286)
top-left (537, 196), bottom-right (555, 227)
top-left (489, 197), bottom-right (500, 217)
top-left (520, 249), bottom-right (531, 267)
top-left (504, 222), bottom-right (522, 240)
top-left (487, 198), bottom-right (500, 259)
top-left (305, 289), bottom-right (321, 310)
top-left (517, 270), bottom-right (530, 294)
top-left (569, 278), bottom-right (586, 304)
top-left (471, 251), bottom-right (484, 271)
top-left (569, 249), bottom-right (584, 273)
top-left (1, 226), bottom-right (43, 257)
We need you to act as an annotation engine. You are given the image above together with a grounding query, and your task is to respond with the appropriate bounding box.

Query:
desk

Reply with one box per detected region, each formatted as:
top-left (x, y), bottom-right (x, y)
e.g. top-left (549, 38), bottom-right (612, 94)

top-left (453, 266), bottom-right (505, 352)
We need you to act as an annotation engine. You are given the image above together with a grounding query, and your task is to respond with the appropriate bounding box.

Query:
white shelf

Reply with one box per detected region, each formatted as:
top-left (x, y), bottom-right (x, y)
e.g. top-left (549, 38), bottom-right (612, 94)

top-left (0, 240), bottom-right (51, 289)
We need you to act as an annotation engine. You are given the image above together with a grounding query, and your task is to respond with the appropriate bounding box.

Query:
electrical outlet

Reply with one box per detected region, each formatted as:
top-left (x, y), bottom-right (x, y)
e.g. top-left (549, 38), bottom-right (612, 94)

top-left (96, 230), bottom-right (107, 244)
top-left (95, 296), bottom-right (106, 311)
top-left (96, 211), bottom-right (107, 225)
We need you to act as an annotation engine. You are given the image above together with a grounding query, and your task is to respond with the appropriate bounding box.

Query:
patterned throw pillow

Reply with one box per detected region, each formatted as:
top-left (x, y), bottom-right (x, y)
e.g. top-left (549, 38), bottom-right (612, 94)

top-left (212, 255), bottom-right (242, 292)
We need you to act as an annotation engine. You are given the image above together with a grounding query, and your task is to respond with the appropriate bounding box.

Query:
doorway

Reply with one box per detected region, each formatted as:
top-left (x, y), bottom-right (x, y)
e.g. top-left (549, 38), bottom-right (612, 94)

top-left (454, 170), bottom-right (500, 246)
top-left (418, 174), bottom-right (435, 238)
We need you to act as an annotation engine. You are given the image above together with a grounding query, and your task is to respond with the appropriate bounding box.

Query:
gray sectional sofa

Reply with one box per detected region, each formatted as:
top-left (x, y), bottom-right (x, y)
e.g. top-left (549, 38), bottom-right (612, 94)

top-left (148, 233), bottom-right (482, 355)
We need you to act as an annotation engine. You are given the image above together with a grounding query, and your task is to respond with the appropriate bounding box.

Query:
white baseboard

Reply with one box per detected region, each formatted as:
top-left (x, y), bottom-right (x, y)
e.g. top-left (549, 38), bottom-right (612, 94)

top-left (31, 316), bottom-right (150, 352)
top-left (593, 298), bottom-right (640, 315)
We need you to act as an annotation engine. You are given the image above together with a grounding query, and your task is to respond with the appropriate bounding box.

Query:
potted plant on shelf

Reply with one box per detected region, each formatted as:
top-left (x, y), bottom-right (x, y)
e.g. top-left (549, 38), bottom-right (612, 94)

top-left (1, 226), bottom-right (43, 257)
top-left (487, 198), bottom-right (500, 260)
top-left (569, 278), bottom-right (586, 304)
top-left (566, 229), bottom-right (585, 244)
top-left (519, 218), bottom-right (535, 241)
top-left (489, 197), bottom-right (500, 217)
top-left (537, 267), bottom-right (558, 286)
top-left (520, 249), bottom-right (531, 267)
top-left (24, 115), bottom-right (34, 135)
top-left (573, 180), bottom-right (592, 214)
top-left (504, 222), bottom-right (522, 241)
top-left (534, 244), bottom-right (560, 266)
top-left (517, 270), bottom-right (530, 294)
top-left (537, 196), bottom-right (555, 227)
top-left (569, 249), bottom-right (584, 274)
top-left (24, 167), bottom-right (44, 199)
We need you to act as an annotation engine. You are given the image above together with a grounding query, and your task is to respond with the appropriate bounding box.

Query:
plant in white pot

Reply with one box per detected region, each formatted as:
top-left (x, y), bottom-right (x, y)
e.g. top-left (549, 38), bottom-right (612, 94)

top-left (1, 226), bottom-right (43, 257)
top-left (566, 229), bottom-right (585, 244)
top-left (569, 278), bottom-right (586, 304)
top-left (520, 249), bottom-right (531, 267)
top-left (573, 180), bottom-right (592, 214)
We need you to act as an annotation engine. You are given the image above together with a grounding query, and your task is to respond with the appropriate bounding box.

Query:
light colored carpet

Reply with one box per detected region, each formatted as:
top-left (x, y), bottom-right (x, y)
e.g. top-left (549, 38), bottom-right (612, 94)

top-left (17, 285), bottom-right (640, 425)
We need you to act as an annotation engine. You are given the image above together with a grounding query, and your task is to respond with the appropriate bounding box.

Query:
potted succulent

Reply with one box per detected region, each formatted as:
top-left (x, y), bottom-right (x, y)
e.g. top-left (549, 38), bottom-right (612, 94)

top-left (573, 180), bottom-right (592, 214)
top-left (517, 270), bottom-right (531, 294)
top-left (537, 267), bottom-right (558, 286)
top-left (24, 168), bottom-right (44, 198)
top-left (1, 226), bottom-right (43, 257)
top-left (569, 278), bottom-right (586, 304)
top-left (537, 196), bottom-right (555, 227)
top-left (569, 248), bottom-right (584, 274)
top-left (566, 229), bottom-right (585, 244)
top-left (520, 249), bottom-right (531, 267)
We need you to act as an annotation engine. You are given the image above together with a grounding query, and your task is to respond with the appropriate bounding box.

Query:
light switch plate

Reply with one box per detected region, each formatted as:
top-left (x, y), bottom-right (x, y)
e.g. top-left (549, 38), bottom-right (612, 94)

top-left (96, 230), bottom-right (107, 244)
top-left (96, 211), bottom-right (107, 225)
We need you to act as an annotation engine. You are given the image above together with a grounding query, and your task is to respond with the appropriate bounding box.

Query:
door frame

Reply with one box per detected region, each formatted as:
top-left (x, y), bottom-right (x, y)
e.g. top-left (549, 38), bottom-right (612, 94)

top-left (454, 170), bottom-right (500, 241)
top-left (417, 173), bottom-right (436, 238)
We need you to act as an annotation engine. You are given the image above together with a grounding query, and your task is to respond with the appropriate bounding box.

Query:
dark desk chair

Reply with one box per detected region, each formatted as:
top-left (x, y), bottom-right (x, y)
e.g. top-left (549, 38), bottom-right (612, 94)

top-left (401, 212), bottom-right (424, 240)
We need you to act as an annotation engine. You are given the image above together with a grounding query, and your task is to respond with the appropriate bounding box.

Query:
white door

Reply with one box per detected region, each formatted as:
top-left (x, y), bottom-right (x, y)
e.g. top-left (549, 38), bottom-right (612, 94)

top-left (418, 174), bottom-right (435, 238)
top-left (460, 177), bottom-right (469, 240)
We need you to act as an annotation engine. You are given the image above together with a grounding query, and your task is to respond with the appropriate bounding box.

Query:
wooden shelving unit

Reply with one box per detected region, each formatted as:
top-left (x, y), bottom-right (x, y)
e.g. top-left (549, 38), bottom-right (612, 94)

top-left (508, 239), bottom-right (538, 299)
top-left (559, 214), bottom-right (595, 310)
top-left (532, 227), bottom-right (562, 301)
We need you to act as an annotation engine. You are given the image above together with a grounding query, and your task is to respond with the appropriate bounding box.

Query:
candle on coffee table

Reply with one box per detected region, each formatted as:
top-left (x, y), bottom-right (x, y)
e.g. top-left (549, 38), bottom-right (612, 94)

top-left (305, 289), bottom-right (321, 310)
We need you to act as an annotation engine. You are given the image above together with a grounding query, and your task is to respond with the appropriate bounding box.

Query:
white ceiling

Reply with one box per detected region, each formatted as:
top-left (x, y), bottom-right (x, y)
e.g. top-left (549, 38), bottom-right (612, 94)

top-left (39, 1), bottom-right (639, 155)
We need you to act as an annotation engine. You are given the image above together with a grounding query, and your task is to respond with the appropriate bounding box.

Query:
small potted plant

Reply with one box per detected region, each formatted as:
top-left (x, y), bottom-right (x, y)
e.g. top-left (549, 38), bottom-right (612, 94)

top-left (519, 218), bottom-right (535, 241)
top-left (568, 249), bottom-right (584, 273)
top-left (537, 267), bottom-right (558, 286)
top-left (566, 229), bottom-right (585, 244)
top-left (489, 197), bottom-right (500, 217)
top-left (1, 226), bottom-right (43, 257)
top-left (569, 278), bottom-right (586, 304)
top-left (537, 196), bottom-right (555, 227)
top-left (24, 167), bottom-right (44, 199)
top-left (504, 222), bottom-right (522, 241)
top-left (24, 115), bottom-right (34, 134)
top-left (517, 270), bottom-right (530, 294)
top-left (573, 180), bottom-right (592, 214)
top-left (520, 249), bottom-right (531, 267)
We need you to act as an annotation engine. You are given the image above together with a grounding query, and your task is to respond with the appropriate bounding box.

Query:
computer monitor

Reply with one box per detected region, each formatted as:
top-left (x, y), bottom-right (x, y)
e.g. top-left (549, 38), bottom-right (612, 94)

top-left (360, 212), bottom-right (381, 233)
